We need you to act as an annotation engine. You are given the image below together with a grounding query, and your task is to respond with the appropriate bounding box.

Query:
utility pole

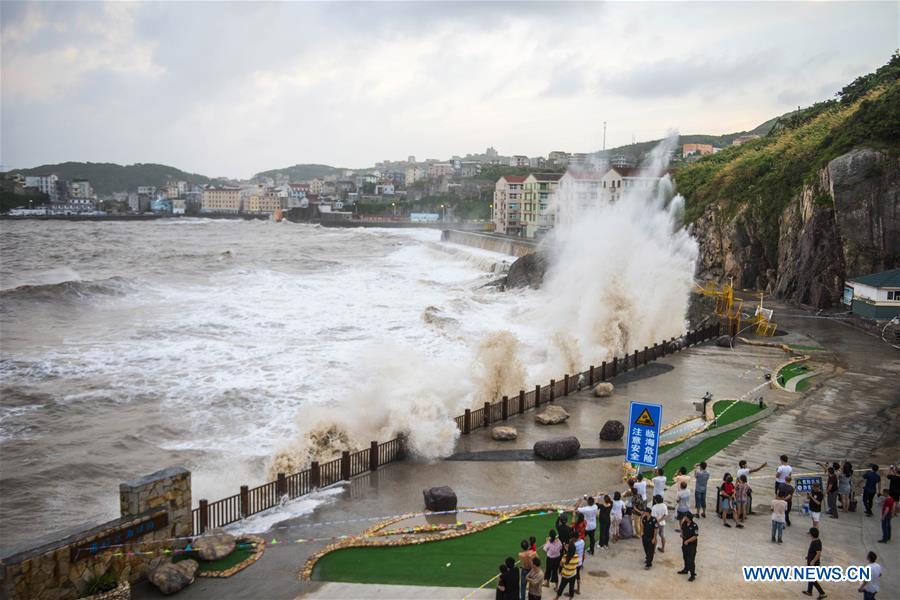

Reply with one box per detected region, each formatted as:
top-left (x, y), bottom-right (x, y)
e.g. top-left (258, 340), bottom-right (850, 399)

top-left (603, 121), bottom-right (607, 151)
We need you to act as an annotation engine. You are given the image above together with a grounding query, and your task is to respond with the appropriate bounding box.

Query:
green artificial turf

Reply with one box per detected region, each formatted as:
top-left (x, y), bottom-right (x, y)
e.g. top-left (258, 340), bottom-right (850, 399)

top-left (776, 361), bottom-right (811, 386)
top-left (313, 511), bottom-right (559, 587)
top-left (787, 344), bottom-right (825, 351)
top-left (661, 422), bottom-right (757, 477)
top-left (173, 541), bottom-right (256, 573)
top-left (709, 400), bottom-right (762, 430)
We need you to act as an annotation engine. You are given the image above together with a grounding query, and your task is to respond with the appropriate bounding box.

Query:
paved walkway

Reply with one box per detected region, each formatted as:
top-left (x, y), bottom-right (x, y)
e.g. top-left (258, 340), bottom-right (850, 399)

top-left (132, 302), bottom-right (899, 599)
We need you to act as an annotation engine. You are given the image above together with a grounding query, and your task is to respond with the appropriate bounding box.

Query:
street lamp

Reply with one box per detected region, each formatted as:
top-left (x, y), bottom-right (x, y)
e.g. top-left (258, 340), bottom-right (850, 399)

top-left (489, 203), bottom-right (493, 223)
top-left (392, 202), bottom-right (396, 217)
top-left (440, 203), bottom-right (445, 222)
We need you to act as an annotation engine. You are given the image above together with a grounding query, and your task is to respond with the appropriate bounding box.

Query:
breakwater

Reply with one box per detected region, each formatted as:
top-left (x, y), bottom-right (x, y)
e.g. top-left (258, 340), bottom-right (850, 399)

top-left (440, 229), bottom-right (537, 257)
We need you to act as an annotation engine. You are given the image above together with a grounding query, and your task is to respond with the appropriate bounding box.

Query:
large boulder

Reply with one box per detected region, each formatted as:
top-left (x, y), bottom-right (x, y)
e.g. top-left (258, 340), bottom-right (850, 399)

top-left (593, 382), bottom-right (615, 397)
top-left (534, 436), bottom-right (580, 460)
top-left (193, 528), bottom-right (235, 561)
top-left (149, 559), bottom-right (198, 595)
top-left (506, 252), bottom-right (548, 289)
top-left (599, 420), bottom-right (625, 441)
top-left (491, 426), bottom-right (518, 441)
top-left (423, 486), bottom-right (458, 512)
top-left (715, 335), bottom-right (736, 347)
top-left (535, 405), bottom-right (570, 425)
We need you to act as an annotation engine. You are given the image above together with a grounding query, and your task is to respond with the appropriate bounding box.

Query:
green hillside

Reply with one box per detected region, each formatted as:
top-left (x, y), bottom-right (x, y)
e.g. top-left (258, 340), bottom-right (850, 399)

top-left (6, 162), bottom-right (212, 196)
top-left (252, 163), bottom-right (346, 182)
top-left (675, 52), bottom-right (900, 261)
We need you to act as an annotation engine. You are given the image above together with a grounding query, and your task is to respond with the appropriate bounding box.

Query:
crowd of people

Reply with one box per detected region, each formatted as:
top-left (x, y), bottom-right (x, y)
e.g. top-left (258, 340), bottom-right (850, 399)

top-left (492, 458), bottom-right (898, 600)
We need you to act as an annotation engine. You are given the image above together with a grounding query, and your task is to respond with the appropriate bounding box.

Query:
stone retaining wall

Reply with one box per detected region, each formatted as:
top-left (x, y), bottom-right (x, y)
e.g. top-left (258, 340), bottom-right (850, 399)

top-left (0, 467), bottom-right (191, 600)
top-left (440, 229), bottom-right (537, 257)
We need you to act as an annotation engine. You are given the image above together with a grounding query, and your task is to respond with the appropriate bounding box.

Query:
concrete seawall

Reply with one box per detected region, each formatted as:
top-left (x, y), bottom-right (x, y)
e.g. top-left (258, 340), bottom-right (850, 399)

top-left (440, 230), bottom-right (537, 257)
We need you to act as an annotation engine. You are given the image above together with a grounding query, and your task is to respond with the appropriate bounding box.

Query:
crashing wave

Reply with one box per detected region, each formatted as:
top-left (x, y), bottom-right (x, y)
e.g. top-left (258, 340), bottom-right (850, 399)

top-left (0, 276), bottom-right (137, 303)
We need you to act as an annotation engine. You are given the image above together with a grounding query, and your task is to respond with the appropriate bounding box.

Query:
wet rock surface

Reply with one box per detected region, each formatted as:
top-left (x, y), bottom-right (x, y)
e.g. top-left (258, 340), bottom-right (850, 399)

top-left (533, 436), bottom-right (581, 460)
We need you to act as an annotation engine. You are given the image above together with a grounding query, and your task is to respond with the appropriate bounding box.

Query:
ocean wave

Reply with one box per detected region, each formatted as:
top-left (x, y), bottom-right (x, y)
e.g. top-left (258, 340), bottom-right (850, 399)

top-left (0, 276), bottom-right (137, 303)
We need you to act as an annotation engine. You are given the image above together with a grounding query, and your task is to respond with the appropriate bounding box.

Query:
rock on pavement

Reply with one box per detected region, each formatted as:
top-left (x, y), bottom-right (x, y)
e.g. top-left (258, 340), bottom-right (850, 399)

top-left (533, 436), bottom-right (581, 460)
top-left (535, 405), bottom-right (570, 425)
top-left (491, 426), bottom-right (518, 441)
top-left (149, 559), bottom-right (198, 595)
top-left (193, 528), bottom-right (235, 561)
top-left (423, 486), bottom-right (458, 512)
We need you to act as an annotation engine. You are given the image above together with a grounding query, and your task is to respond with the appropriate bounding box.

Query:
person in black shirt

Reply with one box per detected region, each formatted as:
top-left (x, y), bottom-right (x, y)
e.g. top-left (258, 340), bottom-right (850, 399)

top-left (555, 513), bottom-right (572, 550)
top-left (641, 508), bottom-right (658, 569)
top-left (887, 464), bottom-right (900, 501)
top-left (807, 482), bottom-right (824, 528)
top-left (502, 556), bottom-right (519, 600)
top-left (861, 465), bottom-right (881, 516)
top-left (677, 512), bottom-right (699, 581)
top-left (802, 528), bottom-right (825, 599)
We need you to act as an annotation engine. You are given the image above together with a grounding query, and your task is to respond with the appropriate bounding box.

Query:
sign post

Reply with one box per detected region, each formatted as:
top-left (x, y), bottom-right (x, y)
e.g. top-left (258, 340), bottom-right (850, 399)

top-left (627, 401), bottom-right (662, 468)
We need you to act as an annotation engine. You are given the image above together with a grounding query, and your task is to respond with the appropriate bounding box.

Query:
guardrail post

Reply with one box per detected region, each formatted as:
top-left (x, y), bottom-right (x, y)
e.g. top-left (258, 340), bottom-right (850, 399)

top-left (240, 485), bottom-right (249, 518)
top-left (502, 395), bottom-right (509, 420)
top-left (643, 346), bottom-right (648, 365)
top-left (483, 401), bottom-right (491, 427)
top-left (633, 349), bottom-right (639, 368)
top-left (612, 356), bottom-right (618, 375)
top-left (464, 408), bottom-right (471, 434)
top-left (370, 440), bottom-right (379, 472)
top-left (276, 472), bottom-right (286, 497)
top-left (622, 354), bottom-right (628, 372)
top-left (341, 451), bottom-right (351, 481)
top-left (519, 390), bottom-right (525, 415)
top-left (564, 374), bottom-right (569, 395)
top-left (199, 499), bottom-right (209, 534)
top-left (311, 461), bottom-right (320, 489)
top-left (600, 361), bottom-right (607, 381)
top-left (535, 384), bottom-right (542, 407)
top-left (589, 365), bottom-right (595, 386)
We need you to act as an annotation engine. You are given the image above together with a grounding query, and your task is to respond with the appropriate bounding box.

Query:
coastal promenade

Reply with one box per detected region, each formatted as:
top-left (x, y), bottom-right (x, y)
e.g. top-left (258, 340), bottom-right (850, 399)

top-left (131, 304), bottom-right (898, 599)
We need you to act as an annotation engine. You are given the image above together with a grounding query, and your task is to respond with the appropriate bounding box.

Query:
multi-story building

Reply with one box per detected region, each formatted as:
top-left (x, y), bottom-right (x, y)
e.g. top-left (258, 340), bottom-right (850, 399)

top-left (521, 172), bottom-right (562, 238)
top-left (609, 154), bottom-right (634, 168)
top-left (245, 189), bottom-right (283, 214)
top-left (682, 143), bottom-right (714, 157)
top-left (308, 179), bottom-right (325, 195)
top-left (509, 155), bottom-right (529, 168)
top-left (554, 169), bottom-right (606, 225)
top-left (460, 161), bottom-right (482, 178)
top-left (201, 186), bottom-right (241, 213)
top-left (599, 167), bottom-right (662, 203)
top-left (548, 151), bottom-right (570, 166)
top-left (24, 175), bottom-right (59, 202)
top-left (405, 165), bottom-right (425, 184)
top-left (492, 175), bottom-right (526, 236)
top-left (69, 179), bottom-right (94, 200)
top-left (428, 163), bottom-right (454, 178)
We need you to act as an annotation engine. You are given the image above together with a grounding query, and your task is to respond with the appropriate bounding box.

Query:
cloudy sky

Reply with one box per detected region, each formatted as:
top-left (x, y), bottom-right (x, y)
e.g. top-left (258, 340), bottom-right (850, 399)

top-left (2, 1), bottom-right (897, 178)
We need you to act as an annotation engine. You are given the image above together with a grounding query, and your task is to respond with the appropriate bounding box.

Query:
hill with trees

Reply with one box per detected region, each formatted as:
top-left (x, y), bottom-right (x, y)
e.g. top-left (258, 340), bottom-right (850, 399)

top-left (6, 162), bottom-right (212, 196)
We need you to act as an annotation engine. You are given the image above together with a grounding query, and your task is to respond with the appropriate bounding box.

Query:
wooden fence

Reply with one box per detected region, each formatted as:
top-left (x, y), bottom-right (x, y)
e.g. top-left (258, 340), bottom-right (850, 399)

top-left (191, 323), bottom-right (721, 534)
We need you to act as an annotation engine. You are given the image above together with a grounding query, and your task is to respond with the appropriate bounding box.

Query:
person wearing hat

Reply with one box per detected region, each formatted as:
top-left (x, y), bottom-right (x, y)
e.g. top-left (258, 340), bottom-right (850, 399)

top-left (677, 512), bottom-right (699, 581)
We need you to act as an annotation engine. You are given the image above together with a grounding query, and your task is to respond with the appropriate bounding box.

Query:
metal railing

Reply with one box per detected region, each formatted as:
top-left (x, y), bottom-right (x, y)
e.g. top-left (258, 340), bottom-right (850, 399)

top-left (191, 323), bottom-right (721, 534)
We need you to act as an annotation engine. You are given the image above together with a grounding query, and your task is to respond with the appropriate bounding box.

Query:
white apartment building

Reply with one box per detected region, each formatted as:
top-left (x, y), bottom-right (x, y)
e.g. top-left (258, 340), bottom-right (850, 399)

top-left (24, 175), bottom-right (59, 202)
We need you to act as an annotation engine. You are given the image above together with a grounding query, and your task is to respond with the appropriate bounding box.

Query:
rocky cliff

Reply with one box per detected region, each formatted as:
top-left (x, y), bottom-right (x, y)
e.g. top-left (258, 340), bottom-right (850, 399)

top-left (692, 148), bottom-right (900, 307)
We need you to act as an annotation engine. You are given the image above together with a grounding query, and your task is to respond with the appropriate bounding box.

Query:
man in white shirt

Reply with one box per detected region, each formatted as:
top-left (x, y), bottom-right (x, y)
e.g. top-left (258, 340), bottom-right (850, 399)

top-left (634, 474), bottom-right (648, 502)
top-left (775, 454), bottom-right (792, 495)
top-left (651, 494), bottom-right (668, 553)
top-left (858, 551), bottom-right (881, 600)
top-left (575, 496), bottom-right (599, 555)
top-left (651, 468), bottom-right (668, 503)
top-left (737, 459), bottom-right (767, 514)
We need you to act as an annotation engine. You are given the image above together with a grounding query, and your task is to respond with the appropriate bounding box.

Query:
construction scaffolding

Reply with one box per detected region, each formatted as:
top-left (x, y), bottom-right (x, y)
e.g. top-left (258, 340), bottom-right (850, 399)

top-left (696, 281), bottom-right (777, 337)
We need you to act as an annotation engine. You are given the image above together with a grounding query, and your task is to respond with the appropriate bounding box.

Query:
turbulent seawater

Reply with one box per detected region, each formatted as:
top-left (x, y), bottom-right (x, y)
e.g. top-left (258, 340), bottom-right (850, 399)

top-left (0, 220), bottom-right (526, 551)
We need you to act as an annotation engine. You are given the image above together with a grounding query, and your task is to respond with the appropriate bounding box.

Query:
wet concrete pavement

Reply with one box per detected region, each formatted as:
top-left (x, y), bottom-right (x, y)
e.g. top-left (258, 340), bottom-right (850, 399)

top-left (133, 302), bottom-right (899, 599)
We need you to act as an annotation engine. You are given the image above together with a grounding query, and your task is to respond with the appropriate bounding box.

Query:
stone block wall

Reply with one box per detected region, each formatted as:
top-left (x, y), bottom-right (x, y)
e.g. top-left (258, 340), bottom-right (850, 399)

top-left (1, 467), bottom-right (192, 600)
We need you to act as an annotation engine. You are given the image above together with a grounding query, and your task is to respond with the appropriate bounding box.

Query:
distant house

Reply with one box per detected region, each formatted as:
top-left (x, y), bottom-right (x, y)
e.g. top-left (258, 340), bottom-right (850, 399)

top-left (843, 268), bottom-right (900, 319)
top-left (682, 143), bottom-right (714, 157)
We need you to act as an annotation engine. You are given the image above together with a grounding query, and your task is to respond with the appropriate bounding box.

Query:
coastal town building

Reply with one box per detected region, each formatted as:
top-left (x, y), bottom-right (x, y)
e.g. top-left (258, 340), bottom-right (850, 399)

top-left (683, 143), bottom-right (714, 157)
top-left (24, 175), bottom-right (59, 202)
top-left (201, 186), bottom-right (241, 213)
top-left (521, 172), bottom-right (562, 238)
top-left (600, 167), bottom-right (663, 203)
top-left (427, 163), bottom-right (454, 178)
top-left (509, 155), bottom-right (529, 168)
top-left (842, 268), bottom-right (900, 319)
top-left (245, 189), bottom-right (283, 214)
top-left (492, 174), bottom-right (526, 236)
